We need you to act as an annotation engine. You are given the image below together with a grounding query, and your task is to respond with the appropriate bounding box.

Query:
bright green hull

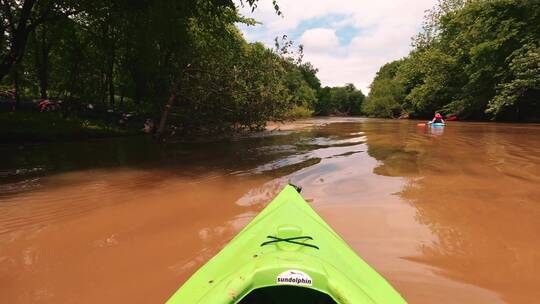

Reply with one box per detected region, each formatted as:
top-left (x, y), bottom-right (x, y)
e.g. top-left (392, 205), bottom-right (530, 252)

top-left (167, 185), bottom-right (407, 303)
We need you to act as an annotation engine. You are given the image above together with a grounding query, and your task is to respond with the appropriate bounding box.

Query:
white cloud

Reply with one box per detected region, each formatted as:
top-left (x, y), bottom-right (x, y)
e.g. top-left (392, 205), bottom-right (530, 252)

top-left (299, 28), bottom-right (339, 51)
top-left (236, 0), bottom-right (438, 93)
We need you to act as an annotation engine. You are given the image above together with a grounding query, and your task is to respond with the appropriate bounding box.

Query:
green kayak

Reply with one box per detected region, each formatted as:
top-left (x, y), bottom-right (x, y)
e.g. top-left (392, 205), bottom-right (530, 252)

top-left (166, 185), bottom-right (407, 303)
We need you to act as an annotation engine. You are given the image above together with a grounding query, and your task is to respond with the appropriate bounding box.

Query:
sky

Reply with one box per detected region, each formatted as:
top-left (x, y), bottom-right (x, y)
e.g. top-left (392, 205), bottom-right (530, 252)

top-left (235, 0), bottom-right (438, 93)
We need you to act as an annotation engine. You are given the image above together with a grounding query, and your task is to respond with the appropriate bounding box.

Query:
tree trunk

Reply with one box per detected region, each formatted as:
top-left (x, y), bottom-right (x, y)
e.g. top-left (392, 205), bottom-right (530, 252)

top-left (119, 87), bottom-right (125, 109)
top-left (156, 80), bottom-right (179, 139)
top-left (108, 60), bottom-right (115, 108)
top-left (107, 28), bottom-right (116, 108)
top-left (132, 69), bottom-right (146, 104)
top-left (33, 26), bottom-right (51, 99)
top-left (39, 50), bottom-right (48, 99)
top-left (13, 66), bottom-right (21, 111)
top-left (100, 72), bottom-right (107, 104)
top-left (0, 0), bottom-right (38, 82)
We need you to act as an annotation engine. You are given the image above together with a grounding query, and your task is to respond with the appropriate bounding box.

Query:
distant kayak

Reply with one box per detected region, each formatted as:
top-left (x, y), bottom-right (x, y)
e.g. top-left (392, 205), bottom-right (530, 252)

top-left (166, 185), bottom-right (407, 303)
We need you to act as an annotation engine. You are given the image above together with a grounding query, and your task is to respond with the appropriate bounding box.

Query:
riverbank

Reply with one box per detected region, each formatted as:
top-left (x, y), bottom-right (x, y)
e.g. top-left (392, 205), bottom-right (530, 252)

top-left (0, 105), bottom-right (316, 144)
top-left (0, 112), bottom-right (136, 143)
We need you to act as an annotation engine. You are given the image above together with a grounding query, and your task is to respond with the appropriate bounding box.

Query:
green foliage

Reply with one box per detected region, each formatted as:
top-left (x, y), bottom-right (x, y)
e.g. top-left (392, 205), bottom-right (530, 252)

top-left (363, 60), bottom-right (404, 118)
top-left (298, 62), bottom-right (321, 92)
top-left (169, 29), bottom-right (319, 133)
top-left (314, 84), bottom-right (365, 116)
top-left (284, 105), bottom-right (314, 119)
top-left (399, 49), bottom-right (461, 117)
top-left (487, 44), bottom-right (540, 120)
top-left (0, 0), bottom-right (331, 138)
top-left (367, 0), bottom-right (540, 121)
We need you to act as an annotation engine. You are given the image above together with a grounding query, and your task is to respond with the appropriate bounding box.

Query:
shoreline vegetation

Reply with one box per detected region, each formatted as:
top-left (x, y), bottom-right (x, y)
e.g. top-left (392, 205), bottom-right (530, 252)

top-left (1, 0), bottom-right (363, 143)
top-left (0, 111), bottom-right (135, 144)
top-left (1, 0), bottom-right (538, 144)
top-left (362, 0), bottom-right (539, 122)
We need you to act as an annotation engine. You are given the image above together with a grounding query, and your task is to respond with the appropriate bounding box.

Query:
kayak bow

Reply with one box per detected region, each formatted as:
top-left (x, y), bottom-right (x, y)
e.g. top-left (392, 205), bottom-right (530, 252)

top-left (166, 185), bottom-right (407, 303)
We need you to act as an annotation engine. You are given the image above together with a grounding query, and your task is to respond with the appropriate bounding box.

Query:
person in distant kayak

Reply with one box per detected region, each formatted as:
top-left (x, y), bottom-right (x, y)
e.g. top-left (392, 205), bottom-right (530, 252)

top-left (431, 113), bottom-right (445, 124)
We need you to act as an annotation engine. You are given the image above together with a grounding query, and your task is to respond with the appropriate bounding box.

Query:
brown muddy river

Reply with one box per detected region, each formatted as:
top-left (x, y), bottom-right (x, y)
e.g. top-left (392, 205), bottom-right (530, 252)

top-left (1, 118), bottom-right (539, 303)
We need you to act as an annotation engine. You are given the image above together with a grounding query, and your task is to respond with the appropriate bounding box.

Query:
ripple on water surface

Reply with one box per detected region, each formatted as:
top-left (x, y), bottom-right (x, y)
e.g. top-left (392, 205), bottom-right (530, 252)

top-left (1, 118), bottom-right (540, 303)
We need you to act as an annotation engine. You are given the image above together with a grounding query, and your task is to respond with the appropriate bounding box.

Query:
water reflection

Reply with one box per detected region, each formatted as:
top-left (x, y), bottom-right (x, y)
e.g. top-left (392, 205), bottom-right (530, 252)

top-left (364, 121), bottom-right (540, 303)
top-left (428, 126), bottom-right (445, 136)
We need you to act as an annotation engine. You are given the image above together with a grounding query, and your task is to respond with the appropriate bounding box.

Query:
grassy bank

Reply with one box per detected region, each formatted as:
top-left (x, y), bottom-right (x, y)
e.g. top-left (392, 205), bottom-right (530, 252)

top-left (0, 112), bottom-right (135, 143)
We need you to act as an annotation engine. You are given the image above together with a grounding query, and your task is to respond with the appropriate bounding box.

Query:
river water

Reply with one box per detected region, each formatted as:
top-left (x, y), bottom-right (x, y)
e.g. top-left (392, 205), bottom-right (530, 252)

top-left (1, 118), bottom-right (539, 303)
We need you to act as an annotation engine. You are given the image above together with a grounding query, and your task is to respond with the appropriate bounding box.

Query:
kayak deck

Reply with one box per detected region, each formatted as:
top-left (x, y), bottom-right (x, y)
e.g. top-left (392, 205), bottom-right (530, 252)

top-left (166, 185), bottom-right (406, 304)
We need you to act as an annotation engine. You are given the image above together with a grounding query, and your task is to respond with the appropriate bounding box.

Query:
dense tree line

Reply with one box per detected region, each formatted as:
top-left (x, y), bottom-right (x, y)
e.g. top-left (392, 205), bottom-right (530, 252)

top-left (287, 62), bottom-right (365, 116)
top-left (0, 0), bottom-right (366, 139)
top-left (1, 0), bottom-right (304, 136)
top-left (315, 84), bottom-right (365, 116)
top-left (363, 0), bottom-right (540, 122)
